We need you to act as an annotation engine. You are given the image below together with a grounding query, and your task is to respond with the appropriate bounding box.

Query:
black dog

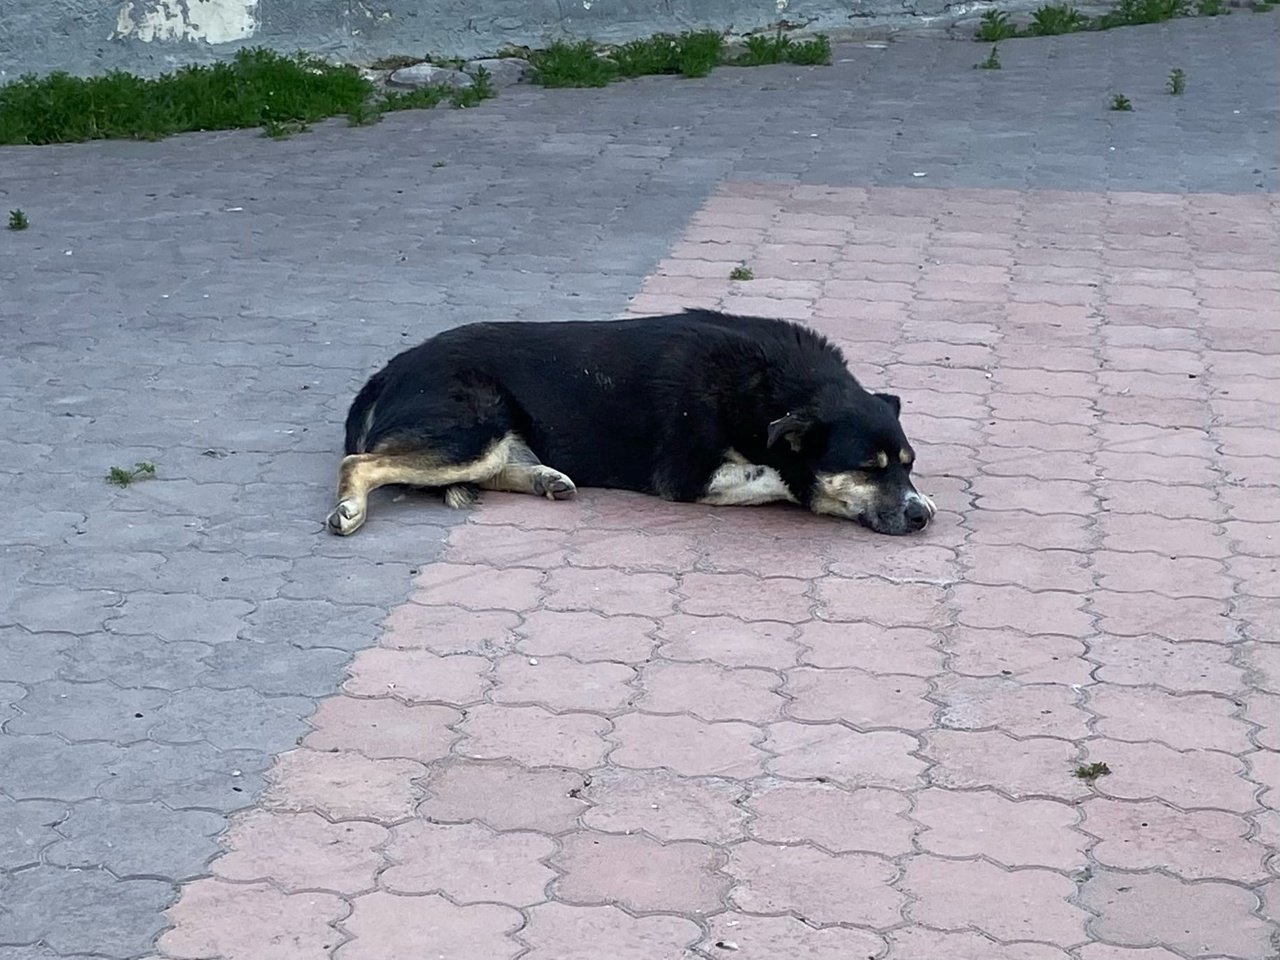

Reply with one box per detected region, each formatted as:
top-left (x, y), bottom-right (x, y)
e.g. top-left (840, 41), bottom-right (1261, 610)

top-left (328, 309), bottom-right (935, 536)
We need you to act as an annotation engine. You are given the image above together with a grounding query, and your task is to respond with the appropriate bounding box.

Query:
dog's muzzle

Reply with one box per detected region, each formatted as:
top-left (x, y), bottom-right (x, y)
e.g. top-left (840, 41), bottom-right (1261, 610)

top-left (861, 491), bottom-right (936, 536)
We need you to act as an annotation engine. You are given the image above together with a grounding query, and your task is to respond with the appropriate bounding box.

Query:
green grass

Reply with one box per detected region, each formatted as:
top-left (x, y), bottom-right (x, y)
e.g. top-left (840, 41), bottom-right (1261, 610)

top-left (729, 265), bottom-right (755, 281)
top-left (7, 209), bottom-right (28, 230)
top-left (1109, 92), bottom-right (1134, 110)
top-left (529, 29), bottom-right (830, 88)
top-left (977, 0), bottom-right (1229, 40)
top-left (0, 47), bottom-right (495, 146)
top-left (1074, 761), bottom-right (1112, 782)
top-left (107, 462), bottom-right (156, 487)
top-left (1026, 4), bottom-right (1089, 34)
top-left (1167, 67), bottom-right (1186, 94)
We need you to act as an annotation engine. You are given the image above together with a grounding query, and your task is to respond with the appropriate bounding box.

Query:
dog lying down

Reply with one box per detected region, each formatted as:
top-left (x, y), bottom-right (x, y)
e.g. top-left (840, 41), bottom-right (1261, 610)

top-left (328, 308), bottom-right (936, 537)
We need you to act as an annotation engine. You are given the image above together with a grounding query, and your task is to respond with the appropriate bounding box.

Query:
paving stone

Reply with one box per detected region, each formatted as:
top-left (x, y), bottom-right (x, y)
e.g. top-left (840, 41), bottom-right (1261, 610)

top-left (45, 800), bottom-right (224, 880)
top-left (0, 797), bottom-right (66, 869)
top-left (417, 758), bottom-right (588, 833)
top-left (337, 892), bottom-right (521, 960)
top-left (553, 830), bottom-right (728, 914)
top-left (382, 820), bottom-right (555, 905)
top-left (212, 809), bottom-right (387, 893)
top-left (581, 767), bottom-right (746, 843)
top-left (727, 841), bottom-right (900, 927)
top-left (5, 681), bottom-right (169, 743)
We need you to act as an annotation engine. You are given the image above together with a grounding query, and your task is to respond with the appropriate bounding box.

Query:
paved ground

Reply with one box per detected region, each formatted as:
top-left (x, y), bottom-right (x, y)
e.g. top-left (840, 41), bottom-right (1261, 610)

top-left (0, 13), bottom-right (1277, 960)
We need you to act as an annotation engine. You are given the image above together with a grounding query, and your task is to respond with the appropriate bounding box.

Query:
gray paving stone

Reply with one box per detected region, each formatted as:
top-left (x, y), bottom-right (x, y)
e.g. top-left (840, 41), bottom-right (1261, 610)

top-left (3, 682), bottom-right (169, 744)
top-left (58, 634), bottom-right (214, 690)
top-left (0, 628), bottom-right (71, 686)
top-left (104, 593), bottom-right (252, 646)
top-left (196, 640), bottom-right (351, 698)
top-left (46, 800), bottom-right (225, 880)
top-left (5, 585), bottom-right (120, 635)
top-left (99, 743), bottom-right (268, 811)
top-left (149, 687), bottom-right (315, 752)
top-left (0, 797), bottom-right (66, 869)
top-left (0, 737), bottom-right (121, 801)
top-left (0, 867), bottom-right (172, 958)
top-left (241, 598), bottom-right (384, 650)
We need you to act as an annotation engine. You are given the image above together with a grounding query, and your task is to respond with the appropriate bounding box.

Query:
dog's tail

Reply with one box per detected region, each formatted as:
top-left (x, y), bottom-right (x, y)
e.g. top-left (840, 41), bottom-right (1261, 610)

top-left (343, 367), bottom-right (390, 454)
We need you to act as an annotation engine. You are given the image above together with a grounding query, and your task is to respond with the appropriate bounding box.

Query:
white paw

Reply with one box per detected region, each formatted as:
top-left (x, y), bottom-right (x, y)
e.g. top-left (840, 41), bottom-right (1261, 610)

top-left (326, 499), bottom-right (366, 536)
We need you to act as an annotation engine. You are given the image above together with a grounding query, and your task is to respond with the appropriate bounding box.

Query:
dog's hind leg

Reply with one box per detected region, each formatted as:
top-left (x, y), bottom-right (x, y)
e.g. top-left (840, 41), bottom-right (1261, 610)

top-left (476, 439), bottom-right (577, 501)
top-left (326, 435), bottom-right (516, 536)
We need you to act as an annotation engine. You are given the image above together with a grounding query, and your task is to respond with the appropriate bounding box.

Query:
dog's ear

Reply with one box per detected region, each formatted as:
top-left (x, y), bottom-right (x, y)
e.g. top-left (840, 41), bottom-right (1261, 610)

top-left (875, 392), bottom-right (902, 418)
top-left (767, 412), bottom-right (813, 452)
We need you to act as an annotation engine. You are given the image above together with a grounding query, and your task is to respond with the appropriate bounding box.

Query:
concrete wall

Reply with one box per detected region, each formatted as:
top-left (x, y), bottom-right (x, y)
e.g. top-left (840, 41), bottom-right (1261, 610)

top-left (0, 0), bottom-right (986, 80)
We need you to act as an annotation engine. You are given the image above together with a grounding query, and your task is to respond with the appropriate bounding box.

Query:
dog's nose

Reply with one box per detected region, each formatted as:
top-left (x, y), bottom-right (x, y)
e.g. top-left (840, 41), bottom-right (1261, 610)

top-left (904, 498), bottom-right (931, 530)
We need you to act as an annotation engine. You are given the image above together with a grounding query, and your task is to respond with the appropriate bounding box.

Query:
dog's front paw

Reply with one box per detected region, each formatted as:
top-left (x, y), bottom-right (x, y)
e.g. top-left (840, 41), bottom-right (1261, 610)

top-left (326, 499), bottom-right (366, 536)
top-left (534, 469), bottom-right (577, 501)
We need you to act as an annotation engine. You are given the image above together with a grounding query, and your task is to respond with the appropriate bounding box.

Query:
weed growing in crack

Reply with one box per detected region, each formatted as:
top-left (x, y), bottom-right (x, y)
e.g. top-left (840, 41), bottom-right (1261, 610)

top-left (976, 9), bottom-right (1019, 40)
top-left (1074, 761), bottom-right (1112, 782)
top-left (1167, 67), bottom-right (1186, 94)
top-left (107, 462), bottom-right (157, 487)
top-left (1109, 93), bottom-right (1134, 111)
top-left (7, 209), bottom-right (28, 230)
top-left (1027, 4), bottom-right (1089, 35)
top-left (729, 266), bottom-right (755, 281)
top-left (975, 46), bottom-right (1003, 69)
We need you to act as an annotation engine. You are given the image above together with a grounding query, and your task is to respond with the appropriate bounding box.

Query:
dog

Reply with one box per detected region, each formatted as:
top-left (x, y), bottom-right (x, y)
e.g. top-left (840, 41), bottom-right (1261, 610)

top-left (327, 308), bottom-right (935, 536)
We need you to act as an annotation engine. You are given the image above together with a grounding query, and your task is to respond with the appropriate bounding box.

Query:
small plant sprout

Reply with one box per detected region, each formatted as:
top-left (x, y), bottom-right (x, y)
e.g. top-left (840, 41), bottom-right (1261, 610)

top-left (1109, 93), bottom-right (1134, 111)
top-left (1027, 3), bottom-right (1088, 34)
top-left (1167, 67), bottom-right (1186, 94)
top-left (1074, 761), bottom-right (1112, 783)
top-left (729, 266), bottom-right (755, 281)
top-left (107, 462), bottom-right (157, 487)
top-left (976, 45), bottom-right (1003, 69)
top-left (7, 209), bottom-right (28, 230)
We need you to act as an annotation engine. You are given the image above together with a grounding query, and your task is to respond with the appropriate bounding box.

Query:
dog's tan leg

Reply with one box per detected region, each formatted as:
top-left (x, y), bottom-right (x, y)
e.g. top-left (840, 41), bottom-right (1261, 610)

top-left (698, 461), bottom-right (796, 507)
top-left (326, 437), bottom-right (514, 536)
top-left (475, 439), bottom-right (576, 501)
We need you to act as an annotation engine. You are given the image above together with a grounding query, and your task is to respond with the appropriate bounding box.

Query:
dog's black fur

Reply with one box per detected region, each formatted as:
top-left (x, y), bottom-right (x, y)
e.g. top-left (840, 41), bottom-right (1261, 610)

top-left (328, 309), bottom-right (934, 536)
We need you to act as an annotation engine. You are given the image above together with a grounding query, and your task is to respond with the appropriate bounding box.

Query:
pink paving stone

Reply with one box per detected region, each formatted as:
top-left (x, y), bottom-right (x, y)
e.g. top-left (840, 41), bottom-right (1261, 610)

top-left (679, 572), bottom-right (813, 622)
top-left (969, 476), bottom-right (1096, 516)
top-left (1246, 690), bottom-right (1280, 750)
top-left (903, 856), bottom-right (1086, 944)
top-left (947, 627), bottom-right (1092, 685)
top-left (518, 903), bottom-right (700, 960)
top-left (1092, 740), bottom-right (1256, 812)
top-left (747, 782), bottom-right (913, 857)
top-left (211, 810), bottom-right (387, 893)
top-left (814, 578), bottom-right (949, 628)
top-left (1098, 514), bottom-right (1229, 559)
top-left (1230, 555), bottom-right (1280, 597)
top-left (552, 830), bottom-right (729, 914)
top-left (698, 526), bottom-right (829, 580)
top-left (1091, 591), bottom-right (1234, 645)
top-left (381, 820), bottom-right (556, 905)
top-left (1091, 551), bottom-right (1231, 599)
top-left (443, 522), bottom-right (571, 569)
top-left (379, 604), bottom-right (519, 654)
top-left (784, 667), bottom-right (934, 730)
top-left (968, 510), bottom-right (1094, 551)
top-left (543, 566), bottom-right (677, 617)
top-left (262, 749), bottom-right (425, 823)
top-left (765, 722), bottom-right (926, 789)
top-left (934, 676), bottom-right (1090, 738)
top-left (989, 391), bottom-right (1097, 424)
top-left (656, 614), bottom-right (801, 669)
top-left (886, 928), bottom-right (1069, 960)
top-left (1089, 635), bottom-right (1243, 694)
top-left (1088, 687), bottom-right (1251, 752)
top-left (336, 892), bottom-right (521, 960)
top-left (490, 655), bottom-right (636, 713)
top-left (303, 696), bottom-right (460, 762)
top-left (635, 660), bottom-right (784, 722)
top-left (702, 914), bottom-right (886, 959)
top-left (412, 562), bottom-right (543, 612)
top-left (726, 841), bottom-right (901, 927)
top-left (914, 788), bottom-right (1083, 868)
top-left (796, 620), bottom-right (944, 676)
top-left (609, 712), bottom-right (766, 778)
top-left (457, 704), bottom-right (610, 769)
top-left (566, 527), bottom-right (699, 573)
top-left (159, 879), bottom-right (347, 960)
top-left (343, 647), bottom-right (491, 704)
top-left (1074, 949), bottom-right (1190, 960)
top-left (417, 758), bottom-right (588, 832)
top-left (1079, 870), bottom-right (1271, 959)
top-left (580, 767), bottom-right (746, 842)
top-left (978, 446), bottom-right (1100, 484)
top-left (824, 541), bottom-right (959, 584)
top-left (516, 608), bottom-right (656, 662)
top-left (923, 730), bottom-right (1088, 800)
top-left (961, 543), bottom-right (1093, 594)
top-left (1082, 798), bottom-right (1266, 881)
top-left (951, 583), bottom-right (1092, 637)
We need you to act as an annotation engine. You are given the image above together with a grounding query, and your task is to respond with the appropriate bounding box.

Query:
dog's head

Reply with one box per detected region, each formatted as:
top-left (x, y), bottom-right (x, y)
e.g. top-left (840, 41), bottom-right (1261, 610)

top-left (768, 391), bottom-right (935, 535)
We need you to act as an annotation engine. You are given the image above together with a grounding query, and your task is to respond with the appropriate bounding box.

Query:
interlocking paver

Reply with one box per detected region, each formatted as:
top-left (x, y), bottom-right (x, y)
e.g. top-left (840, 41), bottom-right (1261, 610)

top-left (3, 13), bottom-right (1277, 960)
